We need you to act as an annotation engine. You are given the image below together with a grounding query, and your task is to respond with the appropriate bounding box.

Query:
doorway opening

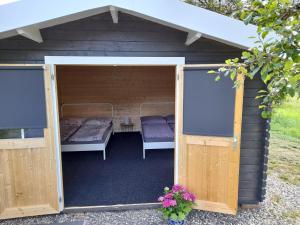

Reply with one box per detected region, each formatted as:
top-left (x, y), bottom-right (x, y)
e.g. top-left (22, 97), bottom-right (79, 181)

top-left (55, 65), bottom-right (177, 207)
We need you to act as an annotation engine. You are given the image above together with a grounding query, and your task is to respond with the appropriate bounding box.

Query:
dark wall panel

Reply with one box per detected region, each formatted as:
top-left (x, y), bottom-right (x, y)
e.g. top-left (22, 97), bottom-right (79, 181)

top-left (0, 67), bottom-right (47, 129)
top-left (0, 12), bottom-right (268, 205)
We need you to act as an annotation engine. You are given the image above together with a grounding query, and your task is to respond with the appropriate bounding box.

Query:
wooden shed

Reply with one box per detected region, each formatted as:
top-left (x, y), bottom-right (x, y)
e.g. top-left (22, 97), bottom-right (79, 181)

top-left (0, 0), bottom-right (269, 219)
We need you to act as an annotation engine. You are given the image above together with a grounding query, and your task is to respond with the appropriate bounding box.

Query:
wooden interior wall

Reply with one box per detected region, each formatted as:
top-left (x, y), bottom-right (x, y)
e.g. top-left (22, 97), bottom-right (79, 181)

top-left (57, 66), bottom-right (176, 131)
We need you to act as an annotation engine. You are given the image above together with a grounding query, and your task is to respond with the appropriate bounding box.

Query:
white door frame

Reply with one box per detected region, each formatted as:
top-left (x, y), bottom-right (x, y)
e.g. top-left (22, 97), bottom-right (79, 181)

top-left (45, 56), bottom-right (185, 211)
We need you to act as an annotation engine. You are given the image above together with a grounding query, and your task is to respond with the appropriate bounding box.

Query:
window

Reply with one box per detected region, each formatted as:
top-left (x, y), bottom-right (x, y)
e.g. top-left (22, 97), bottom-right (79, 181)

top-left (0, 128), bottom-right (44, 139)
top-left (0, 129), bottom-right (21, 139)
top-left (0, 66), bottom-right (47, 140)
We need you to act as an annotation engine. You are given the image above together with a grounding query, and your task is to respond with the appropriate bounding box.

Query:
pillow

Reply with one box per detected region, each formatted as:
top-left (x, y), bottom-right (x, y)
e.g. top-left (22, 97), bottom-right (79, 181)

top-left (60, 117), bottom-right (86, 126)
top-left (165, 114), bottom-right (175, 124)
top-left (168, 123), bottom-right (175, 131)
top-left (84, 117), bottom-right (112, 126)
top-left (141, 116), bottom-right (166, 125)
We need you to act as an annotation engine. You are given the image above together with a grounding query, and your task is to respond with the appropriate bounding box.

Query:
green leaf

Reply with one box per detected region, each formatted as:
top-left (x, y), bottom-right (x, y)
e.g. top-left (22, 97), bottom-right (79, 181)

top-left (224, 70), bottom-right (230, 77)
top-left (178, 212), bottom-right (186, 220)
top-left (250, 66), bottom-right (261, 78)
top-left (215, 75), bottom-right (221, 81)
top-left (256, 95), bottom-right (266, 99)
top-left (259, 105), bottom-right (267, 109)
top-left (170, 213), bottom-right (178, 220)
top-left (244, 12), bottom-right (253, 25)
top-left (232, 58), bottom-right (239, 63)
top-left (219, 67), bottom-right (227, 72)
top-left (261, 110), bottom-right (271, 119)
top-left (284, 60), bottom-right (293, 70)
top-left (230, 71), bottom-right (237, 80)
top-left (242, 51), bottom-right (251, 59)
top-left (258, 90), bottom-right (268, 93)
top-left (290, 75), bottom-right (300, 86)
top-left (261, 30), bottom-right (269, 39)
top-left (207, 70), bottom-right (216, 74)
top-left (291, 52), bottom-right (300, 63)
top-left (225, 59), bottom-right (232, 65)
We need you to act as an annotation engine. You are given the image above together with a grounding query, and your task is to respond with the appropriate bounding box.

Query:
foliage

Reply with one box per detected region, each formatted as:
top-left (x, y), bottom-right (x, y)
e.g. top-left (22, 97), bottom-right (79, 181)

top-left (158, 185), bottom-right (196, 221)
top-left (185, 0), bottom-right (243, 16)
top-left (209, 0), bottom-right (300, 118)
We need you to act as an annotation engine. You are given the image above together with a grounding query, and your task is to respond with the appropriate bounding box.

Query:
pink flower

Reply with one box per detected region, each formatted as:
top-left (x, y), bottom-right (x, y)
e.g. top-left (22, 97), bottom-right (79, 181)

top-left (182, 192), bottom-right (196, 202)
top-left (169, 199), bottom-right (177, 206)
top-left (165, 192), bottom-right (173, 199)
top-left (190, 193), bottom-right (196, 202)
top-left (172, 184), bottom-right (183, 192)
top-left (158, 196), bottom-right (164, 202)
top-left (162, 199), bottom-right (171, 208)
top-left (162, 199), bottom-right (177, 208)
top-left (183, 192), bottom-right (192, 201)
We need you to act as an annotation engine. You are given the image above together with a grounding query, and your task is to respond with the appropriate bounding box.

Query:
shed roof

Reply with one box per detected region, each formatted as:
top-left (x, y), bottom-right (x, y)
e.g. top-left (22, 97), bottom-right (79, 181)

top-left (0, 0), bottom-right (258, 49)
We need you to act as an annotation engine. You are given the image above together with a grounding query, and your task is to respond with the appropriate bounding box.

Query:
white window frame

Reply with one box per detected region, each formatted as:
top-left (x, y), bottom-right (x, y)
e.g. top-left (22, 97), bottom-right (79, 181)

top-left (45, 56), bottom-right (185, 210)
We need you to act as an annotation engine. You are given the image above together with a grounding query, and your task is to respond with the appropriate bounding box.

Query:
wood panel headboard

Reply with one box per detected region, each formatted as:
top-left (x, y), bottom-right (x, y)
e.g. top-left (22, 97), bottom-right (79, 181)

top-left (140, 102), bottom-right (175, 117)
top-left (61, 103), bottom-right (113, 118)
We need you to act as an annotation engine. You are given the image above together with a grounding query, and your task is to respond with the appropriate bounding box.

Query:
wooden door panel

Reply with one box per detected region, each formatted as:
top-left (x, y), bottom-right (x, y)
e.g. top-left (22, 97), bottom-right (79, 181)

top-left (0, 65), bottom-right (59, 219)
top-left (177, 65), bottom-right (244, 215)
top-left (184, 143), bottom-right (239, 214)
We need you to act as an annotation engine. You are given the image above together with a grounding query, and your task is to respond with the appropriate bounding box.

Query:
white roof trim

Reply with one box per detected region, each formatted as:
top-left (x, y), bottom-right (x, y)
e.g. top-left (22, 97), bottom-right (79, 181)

top-left (185, 32), bottom-right (202, 46)
top-left (0, 0), bottom-right (259, 49)
top-left (45, 56), bottom-right (185, 65)
top-left (16, 26), bottom-right (43, 43)
top-left (109, 6), bottom-right (118, 24)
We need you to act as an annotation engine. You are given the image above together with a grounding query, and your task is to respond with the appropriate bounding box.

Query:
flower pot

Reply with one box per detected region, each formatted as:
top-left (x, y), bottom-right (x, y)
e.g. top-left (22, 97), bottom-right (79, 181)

top-left (167, 218), bottom-right (185, 225)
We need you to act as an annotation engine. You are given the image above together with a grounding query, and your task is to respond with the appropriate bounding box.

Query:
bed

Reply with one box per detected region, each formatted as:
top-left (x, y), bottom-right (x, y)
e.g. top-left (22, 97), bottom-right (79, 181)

top-left (140, 103), bottom-right (175, 159)
top-left (60, 103), bottom-right (114, 160)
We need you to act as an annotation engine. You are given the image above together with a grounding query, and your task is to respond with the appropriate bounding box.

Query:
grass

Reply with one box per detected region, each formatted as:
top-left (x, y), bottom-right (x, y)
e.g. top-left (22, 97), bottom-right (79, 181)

top-left (271, 97), bottom-right (300, 139)
top-left (269, 97), bottom-right (300, 185)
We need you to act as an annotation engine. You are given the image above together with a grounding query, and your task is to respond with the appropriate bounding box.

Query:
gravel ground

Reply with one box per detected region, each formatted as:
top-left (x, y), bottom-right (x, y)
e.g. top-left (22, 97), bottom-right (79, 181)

top-left (1, 175), bottom-right (299, 225)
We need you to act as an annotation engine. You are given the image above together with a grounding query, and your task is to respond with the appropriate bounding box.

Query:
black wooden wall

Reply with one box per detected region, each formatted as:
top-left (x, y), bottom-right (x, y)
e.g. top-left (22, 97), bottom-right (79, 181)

top-left (0, 12), bottom-right (268, 204)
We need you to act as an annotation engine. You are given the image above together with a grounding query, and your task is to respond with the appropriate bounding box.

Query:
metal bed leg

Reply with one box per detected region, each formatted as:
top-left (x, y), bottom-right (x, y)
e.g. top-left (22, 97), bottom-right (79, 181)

top-left (143, 146), bottom-right (146, 159)
top-left (103, 149), bottom-right (106, 160)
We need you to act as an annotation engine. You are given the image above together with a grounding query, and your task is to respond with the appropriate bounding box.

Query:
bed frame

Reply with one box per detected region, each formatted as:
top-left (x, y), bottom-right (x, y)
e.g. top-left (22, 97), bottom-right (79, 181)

top-left (60, 103), bottom-right (114, 160)
top-left (61, 128), bottom-right (112, 160)
top-left (140, 102), bottom-right (175, 159)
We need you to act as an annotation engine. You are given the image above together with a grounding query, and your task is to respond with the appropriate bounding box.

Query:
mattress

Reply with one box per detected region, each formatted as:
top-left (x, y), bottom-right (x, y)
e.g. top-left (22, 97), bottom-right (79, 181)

top-left (60, 124), bottom-right (80, 142)
top-left (64, 124), bottom-right (112, 145)
top-left (142, 123), bottom-right (174, 143)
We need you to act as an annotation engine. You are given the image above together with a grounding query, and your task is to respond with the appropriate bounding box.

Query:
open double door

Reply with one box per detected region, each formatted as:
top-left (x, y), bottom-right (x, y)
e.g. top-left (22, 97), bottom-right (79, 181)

top-left (0, 64), bottom-right (243, 219)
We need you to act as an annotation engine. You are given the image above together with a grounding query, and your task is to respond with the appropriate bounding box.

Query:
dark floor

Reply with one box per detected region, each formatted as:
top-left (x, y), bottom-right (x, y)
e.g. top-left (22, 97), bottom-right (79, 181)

top-left (62, 132), bottom-right (174, 207)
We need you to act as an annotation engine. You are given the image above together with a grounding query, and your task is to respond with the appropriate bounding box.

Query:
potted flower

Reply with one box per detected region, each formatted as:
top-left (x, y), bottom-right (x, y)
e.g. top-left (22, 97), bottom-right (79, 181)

top-left (158, 185), bottom-right (196, 225)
